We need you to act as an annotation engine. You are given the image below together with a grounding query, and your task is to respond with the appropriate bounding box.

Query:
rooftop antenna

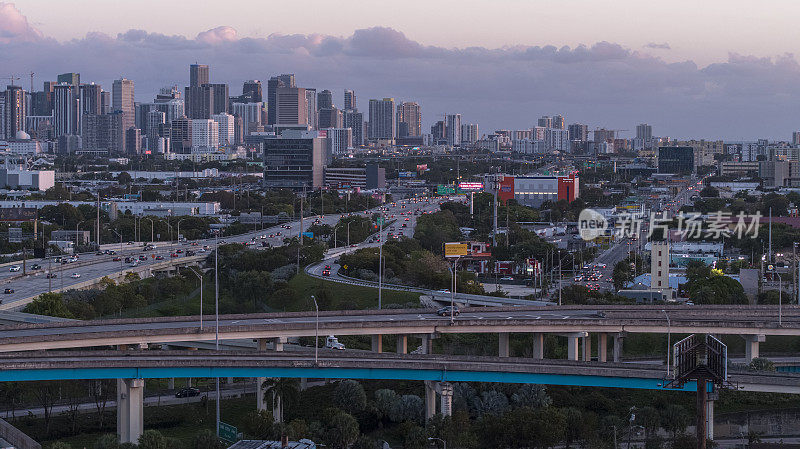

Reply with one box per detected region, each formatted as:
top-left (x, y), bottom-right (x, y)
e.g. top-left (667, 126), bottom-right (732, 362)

top-left (29, 72), bottom-right (34, 92)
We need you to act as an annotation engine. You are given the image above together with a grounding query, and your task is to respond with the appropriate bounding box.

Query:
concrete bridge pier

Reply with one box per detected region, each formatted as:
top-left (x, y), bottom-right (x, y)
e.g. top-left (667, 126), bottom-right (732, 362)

top-left (613, 333), bottom-right (625, 362)
top-left (420, 334), bottom-right (434, 354)
top-left (257, 337), bottom-right (287, 415)
top-left (117, 378), bottom-right (144, 444)
top-left (743, 334), bottom-right (765, 362)
top-left (598, 333), bottom-right (608, 362)
top-left (707, 391), bottom-right (717, 441)
top-left (396, 335), bottom-right (407, 354)
top-left (532, 333), bottom-right (544, 359)
top-left (498, 332), bottom-right (510, 357)
top-left (561, 332), bottom-right (587, 361)
top-left (424, 381), bottom-right (453, 420)
top-left (168, 378), bottom-right (174, 390)
top-left (371, 335), bottom-right (383, 353)
top-left (582, 335), bottom-right (592, 361)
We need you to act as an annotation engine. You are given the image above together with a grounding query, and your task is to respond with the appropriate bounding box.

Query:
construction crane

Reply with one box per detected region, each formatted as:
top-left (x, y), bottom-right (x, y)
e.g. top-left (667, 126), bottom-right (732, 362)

top-left (591, 128), bottom-right (629, 141)
top-left (5, 75), bottom-right (20, 88)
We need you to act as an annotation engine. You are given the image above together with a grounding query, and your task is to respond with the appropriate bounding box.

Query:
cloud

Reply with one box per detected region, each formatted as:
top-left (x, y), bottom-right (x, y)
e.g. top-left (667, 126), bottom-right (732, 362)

top-left (0, 2), bottom-right (43, 43)
top-left (645, 42), bottom-right (671, 50)
top-left (1, 8), bottom-right (799, 140)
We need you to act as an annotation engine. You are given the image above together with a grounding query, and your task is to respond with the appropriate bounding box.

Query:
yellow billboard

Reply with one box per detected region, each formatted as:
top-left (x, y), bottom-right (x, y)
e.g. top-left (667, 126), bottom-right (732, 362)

top-left (444, 243), bottom-right (468, 258)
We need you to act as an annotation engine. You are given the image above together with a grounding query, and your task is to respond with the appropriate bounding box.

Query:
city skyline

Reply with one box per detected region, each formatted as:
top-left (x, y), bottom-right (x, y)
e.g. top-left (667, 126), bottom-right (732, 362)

top-left (3, 2), bottom-right (800, 139)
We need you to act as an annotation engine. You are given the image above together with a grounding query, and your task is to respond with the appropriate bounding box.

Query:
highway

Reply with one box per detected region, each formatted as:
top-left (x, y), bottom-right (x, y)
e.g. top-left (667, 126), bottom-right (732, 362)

top-left (0, 350), bottom-right (798, 394)
top-left (0, 305), bottom-right (797, 352)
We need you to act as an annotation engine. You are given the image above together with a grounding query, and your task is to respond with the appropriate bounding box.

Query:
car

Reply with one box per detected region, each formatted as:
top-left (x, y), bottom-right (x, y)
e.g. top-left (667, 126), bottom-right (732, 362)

top-left (436, 306), bottom-right (459, 317)
top-left (112, 257), bottom-right (121, 262)
top-left (436, 289), bottom-right (450, 293)
top-left (155, 255), bottom-right (164, 260)
top-left (186, 250), bottom-right (195, 256)
top-left (46, 273), bottom-right (57, 279)
top-left (500, 276), bottom-right (514, 281)
top-left (324, 265), bottom-right (331, 270)
top-left (322, 269), bottom-right (331, 277)
top-left (96, 251), bottom-right (105, 256)
top-left (9, 266), bottom-right (20, 272)
top-left (175, 387), bottom-right (200, 398)
top-left (139, 255), bottom-right (147, 261)
top-left (3, 288), bottom-right (13, 294)
top-left (176, 249), bottom-right (183, 254)
top-left (31, 264), bottom-right (41, 270)
top-left (70, 273), bottom-right (81, 279)
top-left (170, 253), bottom-right (179, 258)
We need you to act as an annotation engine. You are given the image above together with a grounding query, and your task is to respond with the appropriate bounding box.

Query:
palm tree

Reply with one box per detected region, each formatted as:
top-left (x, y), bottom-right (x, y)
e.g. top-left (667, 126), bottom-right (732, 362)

top-left (261, 378), bottom-right (300, 423)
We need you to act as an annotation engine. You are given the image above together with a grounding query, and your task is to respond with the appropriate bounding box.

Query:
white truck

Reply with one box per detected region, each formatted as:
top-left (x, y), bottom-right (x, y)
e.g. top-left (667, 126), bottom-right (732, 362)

top-left (325, 335), bottom-right (345, 350)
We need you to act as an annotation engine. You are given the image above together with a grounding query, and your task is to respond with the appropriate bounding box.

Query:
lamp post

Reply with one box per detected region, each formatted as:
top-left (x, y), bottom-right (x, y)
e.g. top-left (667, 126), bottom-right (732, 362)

top-left (177, 218), bottom-right (187, 244)
top-left (188, 267), bottom-right (204, 330)
top-left (311, 295), bottom-right (319, 365)
top-left (662, 309), bottom-right (671, 378)
top-left (428, 437), bottom-right (447, 449)
top-left (144, 217), bottom-right (154, 245)
top-left (75, 220), bottom-right (85, 250)
top-left (214, 229), bottom-right (220, 436)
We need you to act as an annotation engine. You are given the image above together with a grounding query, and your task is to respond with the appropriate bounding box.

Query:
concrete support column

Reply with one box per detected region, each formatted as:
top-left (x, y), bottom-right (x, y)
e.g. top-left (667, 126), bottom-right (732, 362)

top-left (532, 333), bottom-right (544, 359)
top-left (272, 337), bottom-right (286, 352)
top-left (420, 334), bottom-right (433, 354)
top-left (613, 333), bottom-right (625, 362)
top-left (743, 334), bottom-right (765, 362)
top-left (498, 332), bottom-right (510, 358)
top-left (117, 378), bottom-right (144, 444)
top-left (257, 338), bottom-right (268, 351)
top-left (439, 382), bottom-right (453, 417)
top-left (273, 394), bottom-right (283, 423)
top-left (567, 336), bottom-right (579, 361)
top-left (371, 334), bottom-right (383, 353)
top-left (256, 378), bottom-right (267, 412)
top-left (186, 378), bottom-right (192, 387)
top-left (707, 391), bottom-right (718, 441)
top-left (300, 378), bottom-right (308, 391)
top-left (167, 378), bottom-right (175, 390)
top-left (598, 333), bottom-right (608, 363)
top-left (582, 335), bottom-right (592, 361)
top-left (424, 381), bottom-right (436, 420)
top-left (396, 335), bottom-right (407, 354)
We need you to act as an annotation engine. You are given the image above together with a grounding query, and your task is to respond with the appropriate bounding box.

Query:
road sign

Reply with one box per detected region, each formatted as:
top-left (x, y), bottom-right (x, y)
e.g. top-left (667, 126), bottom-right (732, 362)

top-left (302, 232), bottom-right (314, 238)
top-left (218, 422), bottom-right (238, 442)
top-left (458, 182), bottom-right (483, 191)
top-left (437, 185), bottom-right (456, 195)
top-left (377, 217), bottom-right (385, 226)
top-left (444, 242), bottom-right (468, 258)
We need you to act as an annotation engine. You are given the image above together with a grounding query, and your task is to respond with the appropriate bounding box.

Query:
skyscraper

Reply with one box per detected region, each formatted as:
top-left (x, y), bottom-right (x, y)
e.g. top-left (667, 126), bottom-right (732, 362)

top-left (53, 83), bottom-right (80, 137)
top-left (212, 113), bottom-right (235, 146)
top-left (446, 113), bottom-right (462, 146)
top-left (305, 88), bottom-right (317, 130)
top-left (636, 123), bottom-right (653, 141)
top-left (318, 107), bottom-right (342, 129)
top-left (209, 84), bottom-right (229, 114)
top-left (267, 74), bottom-right (296, 125)
top-left (461, 123), bottom-right (479, 144)
top-left (396, 102), bottom-right (421, 137)
top-left (275, 87), bottom-right (308, 125)
top-left (568, 123), bottom-right (588, 142)
top-left (343, 109), bottom-right (364, 146)
top-left (242, 80), bottom-right (262, 103)
top-left (552, 115), bottom-right (565, 129)
top-left (4, 85), bottom-right (26, 139)
top-left (57, 73), bottom-right (80, 87)
top-left (112, 78), bottom-right (135, 134)
top-left (80, 83), bottom-right (102, 116)
top-left (318, 90), bottom-right (333, 110)
top-left (344, 90), bottom-right (356, 111)
top-left (146, 110), bottom-right (166, 152)
top-left (189, 64), bottom-right (209, 87)
top-left (191, 119), bottom-right (219, 151)
top-left (538, 116), bottom-right (552, 128)
top-left (186, 85), bottom-right (213, 119)
top-left (368, 98), bottom-right (396, 140)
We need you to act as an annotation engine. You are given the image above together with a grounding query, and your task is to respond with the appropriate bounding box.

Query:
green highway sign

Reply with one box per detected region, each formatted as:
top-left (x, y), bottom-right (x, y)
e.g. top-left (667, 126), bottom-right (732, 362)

top-left (377, 217), bottom-right (385, 226)
top-left (219, 422), bottom-right (238, 442)
top-left (437, 185), bottom-right (456, 195)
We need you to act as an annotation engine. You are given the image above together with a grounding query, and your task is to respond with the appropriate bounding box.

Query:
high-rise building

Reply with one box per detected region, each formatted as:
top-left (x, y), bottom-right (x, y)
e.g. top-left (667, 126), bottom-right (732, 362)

top-left (325, 128), bottom-right (353, 155)
top-left (186, 85), bottom-right (213, 119)
top-left (231, 102), bottom-right (263, 131)
top-left (189, 64), bottom-right (209, 87)
top-left (344, 90), bottom-right (356, 111)
top-left (100, 90), bottom-right (111, 114)
top-left (191, 119), bottom-right (219, 151)
top-left (343, 109), bottom-right (364, 146)
top-left (112, 78), bottom-right (135, 135)
top-left (793, 132), bottom-right (800, 146)
top-left (242, 80), bottom-right (262, 103)
top-left (126, 128), bottom-right (141, 155)
top-left (275, 87), bottom-right (308, 125)
top-left (146, 110), bottom-right (166, 152)
top-left (212, 113), bottom-right (235, 146)
top-left (396, 102), bottom-right (421, 137)
top-left (32, 81), bottom-right (55, 116)
top-left (552, 115), bottom-right (565, 129)
top-left (305, 89), bottom-right (317, 130)
top-left (262, 131), bottom-right (327, 190)
top-left (170, 117), bottom-right (192, 153)
top-left (57, 73), bottom-right (80, 87)
top-left (318, 90), bottom-right (333, 110)
top-left (650, 240), bottom-right (670, 293)
top-left (53, 83), bottom-right (80, 137)
top-left (4, 85), bottom-right (26, 139)
top-left (461, 123), bottom-right (479, 144)
top-left (658, 146), bottom-right (695, 174)
top-left (82, 112), bottom-right (123, 153)
top-left (594, 128), bottom-right (616, 143)
top-left (318, 107), bottom-right (342, 129)
top-left (368, 98), bottom-right (396, 140)
top-left (636, 123), bottom-right (653, 141)
top-left (538, 116), bottom-right (552, 128)
top-left (431, 121), bottom-right (445, 142)
top-left (267, 74), bottom-right (295, 125)
top-left (80, 83), bottom-right (102, 116)
top-left (209, 84), bottom-right (229, 114)
top-left (445, 113), bottom-right (462, 146)
top-left (568, 123), bottom-right (588, 142)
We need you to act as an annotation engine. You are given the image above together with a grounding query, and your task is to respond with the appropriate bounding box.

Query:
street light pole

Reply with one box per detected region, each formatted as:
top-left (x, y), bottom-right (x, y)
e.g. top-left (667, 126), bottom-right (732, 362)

top-left (188, 267), bottom-right (204, 330)
top-left (378, 206), bottom-right (384, 309)
top-left (662, 309), bottom-right (671, 378)
top-left (214, 230), bottom-right (220, 436)
top-left (144, 218), bottom-right (154, 245)
top-left (311, 295), bottom-right (319, 365)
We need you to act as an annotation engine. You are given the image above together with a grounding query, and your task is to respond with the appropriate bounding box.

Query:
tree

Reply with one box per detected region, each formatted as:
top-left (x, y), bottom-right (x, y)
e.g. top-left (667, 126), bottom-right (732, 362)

top-left (700, 186), bottom-right (719, 197)
top-left (192, 429), bottom-right (226, 449)
top-left (93, 434), bottom-right (120, 449)
top-left (475, 390), bottom-right (508, 417)
top-left (324, 411), bottom-right (360, 449)
top-left (117, 172), bottom-right (133, 185)
top-left (563, 407), bottom-right (583, 448)
top-left (390, 394), bottom-right (424, 423)
top-left (660, 404), bottom-right (688, 439)
top-left (749, 357), bottom-right (776, 371)
top-left (638, 406), bottom-right (661, 440)
top-left (262, 378), bottom-right (300, 423)
top-left (22, 293), bottom-right (74, 318)
top-left (511, 384), bottom-right (552, 409)
top-left (49, 443), bottom-right (73, 449)
top-left (333, 379), bottom-right (367, 414)
top-left (138, 430), bottom-right (167, 449)
top-left (241, 410), bottom-right (274, 438)
top-left (351, 435), bottom-right (379, 449)
top-left (374, 388), bottom-right (399, 424)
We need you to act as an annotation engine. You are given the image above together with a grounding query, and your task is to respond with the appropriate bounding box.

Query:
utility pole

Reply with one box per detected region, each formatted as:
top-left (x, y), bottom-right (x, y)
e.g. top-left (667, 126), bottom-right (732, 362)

top-left (378, 206), bottom-right (384, 309)
top-left (297, 186), bottom-right (305, 274)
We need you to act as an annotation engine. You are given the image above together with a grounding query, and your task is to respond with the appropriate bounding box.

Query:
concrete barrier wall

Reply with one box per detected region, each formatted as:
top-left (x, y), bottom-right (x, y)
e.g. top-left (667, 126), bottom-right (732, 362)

top-left (0, 417), bottom-right (41, 449)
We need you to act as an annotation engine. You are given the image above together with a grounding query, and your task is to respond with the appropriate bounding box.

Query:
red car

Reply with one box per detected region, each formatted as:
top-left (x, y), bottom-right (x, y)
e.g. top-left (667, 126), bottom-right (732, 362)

top-left (170, 253), bottom-right (179, 258)
top-left (322, 269), bottom-right (331, 277)
top-left (112, 257), bottom-right (121, 262)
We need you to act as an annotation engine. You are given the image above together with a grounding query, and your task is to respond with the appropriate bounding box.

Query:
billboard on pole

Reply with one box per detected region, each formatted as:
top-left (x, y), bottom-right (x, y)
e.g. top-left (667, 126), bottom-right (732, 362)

top-left (444, 242), bottom-right (468, 258)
